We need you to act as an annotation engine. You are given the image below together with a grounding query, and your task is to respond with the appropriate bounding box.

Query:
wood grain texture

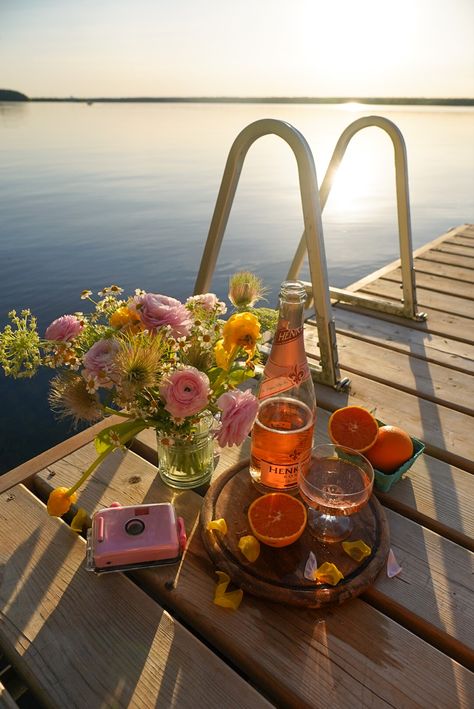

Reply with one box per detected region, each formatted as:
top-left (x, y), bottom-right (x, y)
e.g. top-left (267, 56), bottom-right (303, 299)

top-left (417, 249), bottom-right (474, 270)
top-left (364, 508), bottom-right (474, 668)
top-left (0, 682), bottom-right (18, 709)
top-left (434, 243), bottom-right (474, 257)
top-left (360, 279), bottom-right (474, 319)
top-left (414, 257), bottom-right (474, 282)
top-left (384, 268), bottom-right (474, 300)
top-left (0, 485), bottom-right (272, 709)
top-left (305, 326), bottom-right (474, 415)
top-left (30, 445), bottom-right (474, 707)
top-left (334, 301), bottom-right (474, 344)
top-left (200, 459), bottom-right (390, 608)
top-left (445, 235), bottom-right (474, 248)
top-left (327, 308), bottom-right (474, 374)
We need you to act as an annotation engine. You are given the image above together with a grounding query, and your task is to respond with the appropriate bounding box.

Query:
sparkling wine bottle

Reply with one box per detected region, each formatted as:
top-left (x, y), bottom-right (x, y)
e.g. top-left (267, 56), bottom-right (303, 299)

top-left (250, 280), bottom-right (317, 493)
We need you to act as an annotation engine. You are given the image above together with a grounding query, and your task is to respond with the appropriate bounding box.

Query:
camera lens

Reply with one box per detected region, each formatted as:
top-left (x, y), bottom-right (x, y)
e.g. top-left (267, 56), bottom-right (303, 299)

top-left (125, 518), bottom-right (145, 536)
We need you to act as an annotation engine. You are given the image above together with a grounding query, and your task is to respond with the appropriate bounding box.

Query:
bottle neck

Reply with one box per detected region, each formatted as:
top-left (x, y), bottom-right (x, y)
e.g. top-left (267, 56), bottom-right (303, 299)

top-left (271, 282), bottom-right (306, 357)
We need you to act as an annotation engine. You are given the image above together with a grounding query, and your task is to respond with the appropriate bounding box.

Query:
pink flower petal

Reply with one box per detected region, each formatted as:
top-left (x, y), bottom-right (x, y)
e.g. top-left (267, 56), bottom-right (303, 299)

top-left (387, 548), bottom-right (402, 578)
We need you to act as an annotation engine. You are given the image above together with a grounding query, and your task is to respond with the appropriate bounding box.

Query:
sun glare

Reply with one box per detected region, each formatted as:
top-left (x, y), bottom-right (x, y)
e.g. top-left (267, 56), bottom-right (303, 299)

top-left (339, 102), bottom-right (365, 112)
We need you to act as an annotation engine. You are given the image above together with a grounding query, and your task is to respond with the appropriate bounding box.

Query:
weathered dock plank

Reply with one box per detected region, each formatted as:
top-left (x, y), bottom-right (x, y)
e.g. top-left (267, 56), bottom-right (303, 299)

top-left (0, 485), bottom-right (272, 709)
top-left (384, 268), bottom-right (474, 300)
top-left (305, 327), bottom-right (473, 415)
top-left (413, 257), bottom-right (474, 283)
top-left (417, 250), bottom-right (474, 270)
top-left (434, 243), bottom-right (474, 257)
top-left (360, 280), bottom-right (474, 319)
top-left (30, 444), bottom-right (474, 702)
top-left (327, 309), bottom-right (474, 374)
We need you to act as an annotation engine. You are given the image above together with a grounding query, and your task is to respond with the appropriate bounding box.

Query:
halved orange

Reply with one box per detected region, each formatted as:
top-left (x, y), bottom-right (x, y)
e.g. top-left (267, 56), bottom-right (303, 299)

top-left (247, 493), bottom-right (307, 548)
top-left (328, 405), bottom-right (379, 452)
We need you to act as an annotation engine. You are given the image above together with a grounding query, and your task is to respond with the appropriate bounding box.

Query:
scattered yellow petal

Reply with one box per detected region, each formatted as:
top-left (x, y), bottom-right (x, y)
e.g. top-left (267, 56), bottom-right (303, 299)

top-left (213, 571), bottom-right (243, 610)
top-left (314, 562), bottom-right (344, 586)
top-left (47, 487), bottom-right (77, 517)
top-left (342, 539), bottom-right (372, 562)
top-left (70, 507), bottom-right (90, 533)
top-left (207, 518), bottom-right (228, 534)
top-left (238, 535), bottom-right (260, 562)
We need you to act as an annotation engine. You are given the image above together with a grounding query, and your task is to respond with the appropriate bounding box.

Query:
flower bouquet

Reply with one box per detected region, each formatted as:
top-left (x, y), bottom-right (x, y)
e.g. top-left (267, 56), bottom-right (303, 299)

top-left (0, 273), bottom-right (276, 516)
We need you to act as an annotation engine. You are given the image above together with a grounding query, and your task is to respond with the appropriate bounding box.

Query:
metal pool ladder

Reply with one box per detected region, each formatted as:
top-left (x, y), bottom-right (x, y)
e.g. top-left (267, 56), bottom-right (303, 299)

top-left (194, 116), bottom-right (425, 389)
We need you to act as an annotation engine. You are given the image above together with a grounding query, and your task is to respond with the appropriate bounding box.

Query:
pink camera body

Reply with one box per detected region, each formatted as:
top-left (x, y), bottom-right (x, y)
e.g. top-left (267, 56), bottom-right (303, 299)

top-left (87, 502), bottom-right (186, 573)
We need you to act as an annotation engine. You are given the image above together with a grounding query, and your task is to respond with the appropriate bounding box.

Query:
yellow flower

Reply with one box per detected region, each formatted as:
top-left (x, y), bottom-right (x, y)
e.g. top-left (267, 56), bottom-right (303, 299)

top-left (214, 339), bottom-right (234, 371)
top-left (47, 487), bottom-right (77, 517)
top-left (109, 306), bottom-right (141, 333)
top-left (222, 312), bottom-right (260, 357)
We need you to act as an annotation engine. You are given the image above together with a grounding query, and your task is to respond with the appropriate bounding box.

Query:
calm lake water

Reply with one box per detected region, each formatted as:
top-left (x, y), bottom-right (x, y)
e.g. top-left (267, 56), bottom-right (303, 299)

top-left (0, 101), bottom-right (473, 473)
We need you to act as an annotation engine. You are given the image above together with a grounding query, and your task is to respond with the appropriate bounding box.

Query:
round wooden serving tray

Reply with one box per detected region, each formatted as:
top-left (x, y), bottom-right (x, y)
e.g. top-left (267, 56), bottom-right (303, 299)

top-left (201, 459), bottom-right (390, 608)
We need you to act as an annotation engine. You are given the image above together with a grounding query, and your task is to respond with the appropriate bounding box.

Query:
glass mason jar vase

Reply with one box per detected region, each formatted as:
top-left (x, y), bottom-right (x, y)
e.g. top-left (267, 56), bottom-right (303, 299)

top-left (156, 413), bottom-right (216, 489)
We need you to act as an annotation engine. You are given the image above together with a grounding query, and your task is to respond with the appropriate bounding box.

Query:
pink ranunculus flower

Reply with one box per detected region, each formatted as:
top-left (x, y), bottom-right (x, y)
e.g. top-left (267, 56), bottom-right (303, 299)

top-left (135, 293), bottom-right (192, 337)
top-left (216, 389), bottom-right (258, 447)
top-left (45, 315), bottom-right (83, 342)
top-left (160, 366), bottom-right (210, 419)
top-left (82, 338), bottom-right (119, 384)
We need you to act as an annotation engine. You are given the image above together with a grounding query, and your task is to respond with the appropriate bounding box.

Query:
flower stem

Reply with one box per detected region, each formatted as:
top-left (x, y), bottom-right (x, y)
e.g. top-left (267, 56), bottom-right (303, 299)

top-left (103, 406), bottom-right (132, 418)
top-left (65, 449), bottom-right (111, 497)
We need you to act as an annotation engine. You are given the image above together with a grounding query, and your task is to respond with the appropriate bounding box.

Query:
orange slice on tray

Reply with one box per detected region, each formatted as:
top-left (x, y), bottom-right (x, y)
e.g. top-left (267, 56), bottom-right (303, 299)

top-left (364, 425), bottom-right (413, 473)
top-left (248, 493), bottom-right (307, 548)
top-left (328, 405), bottom-right (379, 452)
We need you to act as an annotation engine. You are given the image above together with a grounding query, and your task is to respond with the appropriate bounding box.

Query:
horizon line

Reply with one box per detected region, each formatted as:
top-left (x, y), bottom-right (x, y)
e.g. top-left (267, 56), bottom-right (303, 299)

top-left (27, 95), bottom-right (474, 106)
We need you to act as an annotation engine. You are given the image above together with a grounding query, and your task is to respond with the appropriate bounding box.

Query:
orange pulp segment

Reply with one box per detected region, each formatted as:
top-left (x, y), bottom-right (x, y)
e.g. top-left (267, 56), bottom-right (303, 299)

top-left (247, 493), bottom-right (307, 548)
top-left (328, 405), bottom-right (379, 452)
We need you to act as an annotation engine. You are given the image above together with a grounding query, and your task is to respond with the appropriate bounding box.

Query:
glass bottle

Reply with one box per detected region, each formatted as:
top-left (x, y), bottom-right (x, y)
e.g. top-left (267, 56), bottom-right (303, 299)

top-left (250, 280), bottom-right (317, 493)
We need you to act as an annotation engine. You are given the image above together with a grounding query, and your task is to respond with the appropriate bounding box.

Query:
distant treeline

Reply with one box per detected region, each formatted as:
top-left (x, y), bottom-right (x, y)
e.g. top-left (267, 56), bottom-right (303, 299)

top-left (28, 96), bottom-right (474, 106)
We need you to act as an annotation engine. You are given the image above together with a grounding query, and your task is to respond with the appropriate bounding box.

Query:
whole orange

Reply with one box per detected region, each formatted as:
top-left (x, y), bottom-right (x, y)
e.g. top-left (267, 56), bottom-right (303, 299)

top-left (365, 425), bottom-right (413, 473)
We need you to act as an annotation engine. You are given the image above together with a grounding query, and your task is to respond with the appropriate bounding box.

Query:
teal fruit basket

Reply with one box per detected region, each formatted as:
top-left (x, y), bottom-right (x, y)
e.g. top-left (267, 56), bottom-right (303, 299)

top-left (372, 421), bottom-right (425, 493)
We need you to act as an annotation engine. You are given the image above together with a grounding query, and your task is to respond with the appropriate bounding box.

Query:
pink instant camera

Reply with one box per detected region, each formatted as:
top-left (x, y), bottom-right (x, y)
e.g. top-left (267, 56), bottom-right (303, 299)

top-left (86, 501), bottom-right (186, 574)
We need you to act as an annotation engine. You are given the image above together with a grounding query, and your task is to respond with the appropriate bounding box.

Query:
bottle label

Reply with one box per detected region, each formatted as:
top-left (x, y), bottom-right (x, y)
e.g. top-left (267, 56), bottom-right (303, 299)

top-left (260, 451), bottom-right (311, 487)
top-left (273, 325), bottom-right (303, 345)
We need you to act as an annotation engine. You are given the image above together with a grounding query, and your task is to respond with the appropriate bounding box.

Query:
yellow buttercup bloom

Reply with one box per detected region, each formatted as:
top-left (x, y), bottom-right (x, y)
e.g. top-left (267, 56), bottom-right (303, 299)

top-left (222, 312), bottom-right (260, 356)
top-left (109, 306), bottom-right (141, 333)
top-left (214, 339), bottom-right (233, 371)
top-left (47, 487), bottom-right (77, 517)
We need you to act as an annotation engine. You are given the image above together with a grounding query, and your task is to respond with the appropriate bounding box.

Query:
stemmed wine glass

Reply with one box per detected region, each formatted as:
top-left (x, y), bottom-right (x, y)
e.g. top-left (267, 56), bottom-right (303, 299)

top-left (298, 443), bottom-right (374, 542)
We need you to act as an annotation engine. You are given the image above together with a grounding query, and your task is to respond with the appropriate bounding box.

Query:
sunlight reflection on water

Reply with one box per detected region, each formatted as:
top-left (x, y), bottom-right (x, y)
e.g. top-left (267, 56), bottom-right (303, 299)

top-left (0, 102), bottom-right (473, 470)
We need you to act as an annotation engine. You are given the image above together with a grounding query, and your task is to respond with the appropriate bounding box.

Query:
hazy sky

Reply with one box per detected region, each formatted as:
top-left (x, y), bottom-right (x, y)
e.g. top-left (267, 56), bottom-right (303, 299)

top-left (1, 0), bottom-right (473, 98)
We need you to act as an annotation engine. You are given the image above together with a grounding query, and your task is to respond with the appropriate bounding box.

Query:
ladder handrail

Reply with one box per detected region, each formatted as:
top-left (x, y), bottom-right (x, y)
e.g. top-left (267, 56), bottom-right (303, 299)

top-left (287, 115), bottom-right (420, 319)
top-left (194, 118), bottom-right (342, 387)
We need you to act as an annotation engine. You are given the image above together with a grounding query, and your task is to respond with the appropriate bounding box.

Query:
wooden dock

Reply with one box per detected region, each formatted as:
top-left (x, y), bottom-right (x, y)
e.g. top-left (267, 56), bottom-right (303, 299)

top-left (0, 224), bottom-right (473, 707)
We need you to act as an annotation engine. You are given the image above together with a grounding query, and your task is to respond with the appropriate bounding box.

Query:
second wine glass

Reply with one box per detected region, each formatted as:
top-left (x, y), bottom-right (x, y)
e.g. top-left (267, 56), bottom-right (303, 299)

top-left (298, 443), bottom-right (374, 542)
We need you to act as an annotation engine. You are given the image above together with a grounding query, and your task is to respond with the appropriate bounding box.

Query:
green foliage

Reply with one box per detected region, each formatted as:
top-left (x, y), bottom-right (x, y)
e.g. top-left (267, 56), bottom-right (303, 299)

top-left (0, 310), bottom-right (42, 377)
